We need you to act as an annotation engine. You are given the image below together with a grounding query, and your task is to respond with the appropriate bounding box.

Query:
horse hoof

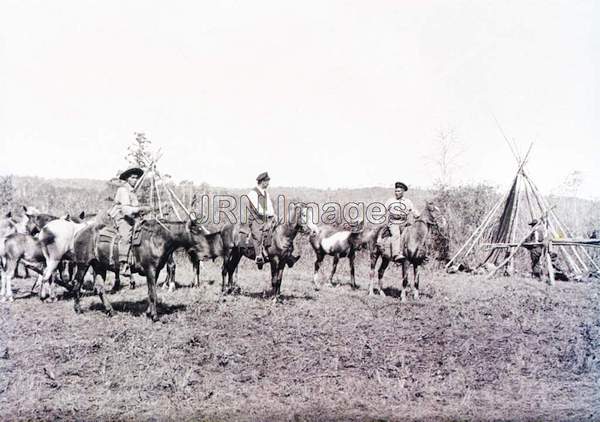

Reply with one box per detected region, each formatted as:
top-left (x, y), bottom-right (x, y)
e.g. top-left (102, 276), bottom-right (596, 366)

top-left (7, 296), bottom-right (14, 303)
top-left (413, 292), bottom-right (419, 300)
top-left (74, 306), bottom-right (82, 314)
top-left (379, 290), bottom-right (386, 297)
top-left (106, 310), bottom-right (114, 318)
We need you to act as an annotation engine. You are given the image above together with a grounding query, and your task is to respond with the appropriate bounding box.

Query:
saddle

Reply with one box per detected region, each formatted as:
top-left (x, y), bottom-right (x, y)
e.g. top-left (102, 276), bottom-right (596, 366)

top-left (240, 222), bottom-right (274, 247)
top-left (95, 225), bottom-right (120, 267)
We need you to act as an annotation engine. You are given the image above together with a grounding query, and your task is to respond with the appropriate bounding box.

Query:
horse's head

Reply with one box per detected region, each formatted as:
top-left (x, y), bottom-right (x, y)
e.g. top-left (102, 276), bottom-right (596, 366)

top-left (288, 203), bottom-right (312, 234)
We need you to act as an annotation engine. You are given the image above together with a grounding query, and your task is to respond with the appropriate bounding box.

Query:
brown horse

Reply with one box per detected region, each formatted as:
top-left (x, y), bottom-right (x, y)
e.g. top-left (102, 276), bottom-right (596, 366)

top-left (70, 218), bottom-right (208, 320)
top-left (219, 204), bottom-right (308, 299)
top-left (367, 201), bottom-right (444, 301)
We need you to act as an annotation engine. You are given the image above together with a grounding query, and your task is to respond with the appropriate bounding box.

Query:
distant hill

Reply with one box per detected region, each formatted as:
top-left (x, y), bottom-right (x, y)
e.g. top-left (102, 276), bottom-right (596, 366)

top-left (3, 175), bottom-right (598, 236)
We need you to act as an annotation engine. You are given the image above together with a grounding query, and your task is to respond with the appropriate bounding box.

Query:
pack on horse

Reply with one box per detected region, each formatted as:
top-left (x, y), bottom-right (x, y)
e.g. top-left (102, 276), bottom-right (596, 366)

top-left (219, 203), bottom-right (307, 299)
top-left (367, 201), bottom-right (444, 301)
top-left (70, 216), bottom-right (209, 320)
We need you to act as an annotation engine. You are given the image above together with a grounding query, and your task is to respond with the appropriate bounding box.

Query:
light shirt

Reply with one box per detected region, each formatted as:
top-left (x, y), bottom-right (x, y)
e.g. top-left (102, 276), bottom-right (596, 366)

top-left (113, 184), bottom-right (140, 217)
top-left (247, 186), bottom-right (275, 217)
top-left (385, 196), bottom-right (418, 221)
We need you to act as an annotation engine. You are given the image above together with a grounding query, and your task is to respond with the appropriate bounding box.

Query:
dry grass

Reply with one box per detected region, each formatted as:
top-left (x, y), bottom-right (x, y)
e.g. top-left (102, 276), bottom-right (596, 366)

top-left (1, 253), bottom-right (599, 421)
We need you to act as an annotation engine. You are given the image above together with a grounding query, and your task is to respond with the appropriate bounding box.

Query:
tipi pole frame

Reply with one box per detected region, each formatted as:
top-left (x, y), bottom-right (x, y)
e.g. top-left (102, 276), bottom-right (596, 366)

top-left (523, 172), bottom-right (591, 272)
top-left (445, 191), bottom-right (506, 268)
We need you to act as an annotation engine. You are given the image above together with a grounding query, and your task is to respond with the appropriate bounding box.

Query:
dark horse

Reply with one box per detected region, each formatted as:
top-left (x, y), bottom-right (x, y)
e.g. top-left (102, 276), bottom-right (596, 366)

top-left (366, 201), bottom-right (444, 301)
top-left (219, 204), bottom-right (307, 299)
top-left (71, 218), bottom-right (208, 321)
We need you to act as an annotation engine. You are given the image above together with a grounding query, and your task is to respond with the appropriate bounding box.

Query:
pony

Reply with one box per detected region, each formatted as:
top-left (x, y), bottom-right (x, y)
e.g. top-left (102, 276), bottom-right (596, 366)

top-left (219, 204), bottom-right (308, 299)
top-left (366, 201), bottom-right (444, 301)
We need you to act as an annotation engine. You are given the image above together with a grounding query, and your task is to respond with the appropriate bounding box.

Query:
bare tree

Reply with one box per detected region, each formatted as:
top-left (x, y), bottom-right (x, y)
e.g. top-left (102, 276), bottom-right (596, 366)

top-left (429, 126), bottom-right (463, 188)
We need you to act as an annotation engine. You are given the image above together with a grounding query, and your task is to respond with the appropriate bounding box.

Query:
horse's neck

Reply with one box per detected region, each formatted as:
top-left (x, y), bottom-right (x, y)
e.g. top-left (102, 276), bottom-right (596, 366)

top-left (161, 222), bottom-right (194, 249)
top-left (274, 221), bottom-right (300, 250)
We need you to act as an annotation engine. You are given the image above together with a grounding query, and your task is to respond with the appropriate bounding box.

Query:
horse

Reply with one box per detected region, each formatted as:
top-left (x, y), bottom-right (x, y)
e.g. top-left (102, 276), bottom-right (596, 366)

top-left (308, 220), bottom-right (366, 290)
top-left (161, 247), bottom-right (207, 292)
top-left (0, 212), bottom-right (29, 300)
top-left (37, 217), bottom-right (96, 301)
top-left (0, 233), bottom-right (46, 301)
top-left (70, 217), bottom-right (209, 320)
top-left (219, 204), bottom-right (307, 299)
top-left (366, 201), bottom-right (444, 301)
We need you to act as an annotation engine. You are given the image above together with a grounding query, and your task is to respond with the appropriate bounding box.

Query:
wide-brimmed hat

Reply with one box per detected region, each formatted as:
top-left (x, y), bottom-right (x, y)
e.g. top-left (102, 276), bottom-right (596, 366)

top-left (119, 167), bottom-right (144, 180)
top-left (395, 181), bottom-right (408, 191)
top-left (256, 171), bottom-right (270, 183)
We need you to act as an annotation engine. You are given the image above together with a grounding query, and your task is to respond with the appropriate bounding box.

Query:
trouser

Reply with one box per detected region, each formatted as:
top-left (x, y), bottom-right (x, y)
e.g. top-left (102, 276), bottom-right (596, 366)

top-left (116, 218), bottom-right (134, 263)
top-left (529, 247), bottom-right (543, 279)
top-left (249, 216), bottom-right (273, 260)
top-left (389, 220), bottom-right (408, 258)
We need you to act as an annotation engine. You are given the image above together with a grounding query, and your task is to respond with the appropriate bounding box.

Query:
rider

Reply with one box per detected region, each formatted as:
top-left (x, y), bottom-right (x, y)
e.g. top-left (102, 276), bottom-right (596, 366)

top-left (385, 181), bottom-right (419, 262)
top-left (109, 167), bottom-right (151, 277)
top-left (247, 171), bottom-right (275, 269)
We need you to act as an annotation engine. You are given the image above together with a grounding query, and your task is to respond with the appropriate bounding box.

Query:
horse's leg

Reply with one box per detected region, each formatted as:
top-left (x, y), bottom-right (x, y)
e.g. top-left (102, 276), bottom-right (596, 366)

top-left (221, 256), bottom-right (228, 293)
top-left (3, 258), bottom-right (18, 302)
top-left (400, 260), bottom-right (409, 303)
top-left (0, 269), bottom-right (6, 301)
top-left (413, 263), bottom-right (420, 300)
top-left (39, 257), bottom-right (60, 301)
top-left (268, 258), bottom-right (279, 298)
top-left (368, 251), bottom-right (379, 296)
top-left (111, 268), bottom-right (122, 294)
top-left (227, 252), bottom-right (242, 294)
top-left (145, 267), bottom-right (159, 322)
top-left (72, 265), bottom-right (88, 314)
top-left (94, 267), bottom-right (114, 316)
top-left (68, 262), bottom-right (76, 283)
top-left (349, 251), bottom-right (357, 289)
top-left (328, 256), bottom-right (339, 287)
top-left (165, 256), bottom-right (176, 292)
top-left (193, 259), bottom-right (200, 288)
top-left (377, 257), bottom-right (390, 297)
top-left (313, 252), bottom-right (325, 290)
top-left (274, 259), bottom-right (285, 301)
top-left (31, 273), bottom-right (42, 295)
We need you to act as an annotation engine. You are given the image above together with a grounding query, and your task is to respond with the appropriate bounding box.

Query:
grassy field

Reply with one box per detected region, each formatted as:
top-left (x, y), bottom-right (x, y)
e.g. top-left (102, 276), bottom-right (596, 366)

top-left (1, 252), bottom-right (599, 421)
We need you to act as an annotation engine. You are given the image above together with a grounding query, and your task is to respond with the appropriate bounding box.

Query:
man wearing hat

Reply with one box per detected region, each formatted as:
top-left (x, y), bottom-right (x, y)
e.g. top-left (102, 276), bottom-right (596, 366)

top-left (247, 171), bottom-right (275, 269)
top-left (385, 182), bottom-right (419, 262)
top-left (109, 167), bottom-right (151, 277)
top-left (523, 219), bottom-right (548, 279)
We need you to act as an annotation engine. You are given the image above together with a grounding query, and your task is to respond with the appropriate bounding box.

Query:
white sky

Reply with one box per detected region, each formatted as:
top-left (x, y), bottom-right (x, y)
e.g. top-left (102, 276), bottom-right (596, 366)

top-left (0, 1), bottom-right (598, 198)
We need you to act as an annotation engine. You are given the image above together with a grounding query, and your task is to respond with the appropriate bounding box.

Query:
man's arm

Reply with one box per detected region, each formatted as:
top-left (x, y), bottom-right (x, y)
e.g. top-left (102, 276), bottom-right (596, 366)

top-left (115, 187), bottom-right (141, 217)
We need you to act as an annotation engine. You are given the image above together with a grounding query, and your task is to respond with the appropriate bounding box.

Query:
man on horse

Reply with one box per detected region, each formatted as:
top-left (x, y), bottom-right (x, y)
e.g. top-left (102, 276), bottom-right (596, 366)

top-left (247, 171), bottom-right (275, 269)
top-left (385, 181), bottom-right (419, 263)
top-left (109, 167), bottom-right (151, 277)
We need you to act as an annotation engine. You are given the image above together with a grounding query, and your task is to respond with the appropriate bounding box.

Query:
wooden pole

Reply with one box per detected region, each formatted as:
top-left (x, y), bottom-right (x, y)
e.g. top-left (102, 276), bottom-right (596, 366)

top-left (545, 243), bottom-right (556, 286)
top-left (486, 218), bottom-right (547, 279)
top-left (523, 172), bottom-right (591, 272)
top-left (445, 191), bottom-right (507, 268)
top-left (153, 169), bottom-right (164, 218)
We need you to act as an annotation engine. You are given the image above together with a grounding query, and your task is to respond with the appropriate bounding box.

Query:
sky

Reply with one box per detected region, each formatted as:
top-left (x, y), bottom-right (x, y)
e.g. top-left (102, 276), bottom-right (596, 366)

top-left (0, 0), bottom-right (598, 198)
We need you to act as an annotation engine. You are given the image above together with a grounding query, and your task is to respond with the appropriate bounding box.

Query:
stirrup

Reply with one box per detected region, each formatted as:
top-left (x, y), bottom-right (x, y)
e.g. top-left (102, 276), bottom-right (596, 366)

top-left (119, 262), bottom-right (131, 277)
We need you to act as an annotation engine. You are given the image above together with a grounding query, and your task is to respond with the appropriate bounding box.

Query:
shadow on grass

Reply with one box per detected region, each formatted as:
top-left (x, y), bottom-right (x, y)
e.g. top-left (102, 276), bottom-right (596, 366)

top-left (235, 289), bottom-right (316, 302)
top-left (382, 287), bottom-right (433, 299)
top-left (89, 298), bottom-right (186, 316)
